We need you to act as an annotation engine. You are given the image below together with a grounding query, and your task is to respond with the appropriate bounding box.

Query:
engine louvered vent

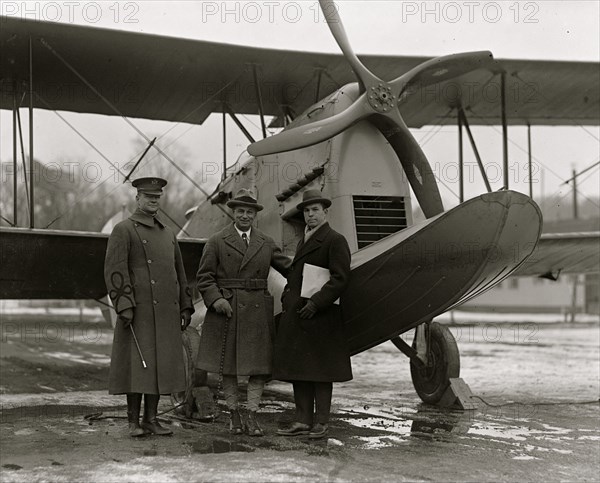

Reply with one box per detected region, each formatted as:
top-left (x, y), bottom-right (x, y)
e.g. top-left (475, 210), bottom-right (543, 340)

top-left (353, 196), bottom-right (407, 249)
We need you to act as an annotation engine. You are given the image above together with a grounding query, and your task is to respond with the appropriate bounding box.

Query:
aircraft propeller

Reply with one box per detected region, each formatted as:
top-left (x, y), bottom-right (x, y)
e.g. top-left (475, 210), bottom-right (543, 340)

top-left (247, 0), bottom-right (494, 218)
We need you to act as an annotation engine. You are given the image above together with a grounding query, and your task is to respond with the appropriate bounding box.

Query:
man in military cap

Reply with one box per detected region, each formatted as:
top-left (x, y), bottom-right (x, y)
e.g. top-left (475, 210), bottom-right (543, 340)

top-left (105, 177), bottom-right (194, 437)
top-left (196, 188), bottom-right (290, 436)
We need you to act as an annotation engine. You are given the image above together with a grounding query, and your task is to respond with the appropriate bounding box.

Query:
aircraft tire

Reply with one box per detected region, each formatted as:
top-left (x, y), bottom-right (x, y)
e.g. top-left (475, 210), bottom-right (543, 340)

top-left (410, 322), bottom-right (460, 404)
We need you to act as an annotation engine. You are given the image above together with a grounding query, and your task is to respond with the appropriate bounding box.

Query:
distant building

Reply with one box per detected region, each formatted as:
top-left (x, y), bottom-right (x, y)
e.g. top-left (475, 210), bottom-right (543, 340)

top-left (462, 217), bottom-right (599, 315)
top-left (461, 274), bottom-right (598, 314)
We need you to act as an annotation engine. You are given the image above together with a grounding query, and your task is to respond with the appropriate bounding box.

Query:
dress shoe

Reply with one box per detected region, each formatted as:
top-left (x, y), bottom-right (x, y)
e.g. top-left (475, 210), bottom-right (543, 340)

top-left (229, 409), bottom-right (245, 435)
top-left (140, 419), bottom-right (173, 436)
top-left (128, 422), bottom-right (147, 437)
top-left (309, 423), bottom-right (329, 439)
top-left (277, 422), bottom-right (311, 436)
top-left (246, 411), bottom-right (264, 437)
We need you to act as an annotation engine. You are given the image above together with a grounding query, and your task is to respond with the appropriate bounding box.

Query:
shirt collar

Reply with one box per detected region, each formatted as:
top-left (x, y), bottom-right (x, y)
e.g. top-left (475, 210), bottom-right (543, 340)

top-left (234, 225), bottom-right (251, 241)
top-left (304, 219), bottom-right (326, 240)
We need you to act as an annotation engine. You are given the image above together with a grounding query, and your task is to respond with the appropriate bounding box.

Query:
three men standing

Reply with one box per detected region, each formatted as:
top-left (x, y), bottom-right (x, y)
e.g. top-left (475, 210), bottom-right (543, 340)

top-left (105, 177), bottom-right (194, 437)
top-left (106, 181), bottom-right (351, 439)
top-left (274, 190), bottom-right (353, 439)
top-left (196, 189), bottom-right (291, 436)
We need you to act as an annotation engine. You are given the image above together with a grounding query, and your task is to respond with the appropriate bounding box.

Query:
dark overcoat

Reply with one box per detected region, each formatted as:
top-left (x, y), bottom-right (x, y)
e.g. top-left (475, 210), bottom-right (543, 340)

top-left (273, 222), bottom-right (353, 382)
top-left (105, 209), bottom-right (194, 395)
top-left (196, 224), bottom-right (290, 376)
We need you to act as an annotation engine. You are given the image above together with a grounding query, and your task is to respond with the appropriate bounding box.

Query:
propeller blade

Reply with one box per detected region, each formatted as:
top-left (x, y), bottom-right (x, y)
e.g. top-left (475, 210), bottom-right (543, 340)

top-left (391, 51), bottom-right (494, 97)
top-left (371, 110), bottom-right (444, 218)
top-left (248, 94), bottom-right (372, 156)
top-left (318, 0), bottom-right (379, 89)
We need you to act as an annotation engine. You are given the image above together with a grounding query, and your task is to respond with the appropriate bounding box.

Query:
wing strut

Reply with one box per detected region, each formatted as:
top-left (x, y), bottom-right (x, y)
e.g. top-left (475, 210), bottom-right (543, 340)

top-left (223, 103), bottom-right (256, 143)
top-left (500, 71), bottom-right (509, 189)
top-left (458, 108), bottom-right (492, 193)
top-left (28, 36), bottom-right (35, 228)
top-left (12, 88), bottom-right (18, 226)
top-left (15, 102), bottom-right (31, 223)
top-left (251, 64), bottom-right (268, 139)
top-left (123, 138), bottom-right (157, 183)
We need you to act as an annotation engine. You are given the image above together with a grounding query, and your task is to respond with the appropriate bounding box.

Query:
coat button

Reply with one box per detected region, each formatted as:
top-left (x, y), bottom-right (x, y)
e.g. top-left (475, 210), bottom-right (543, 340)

top-left (147, 259), bottom-right (152, 264)
top-left (142, 239), bottom-right (148, 244)
top-left (151, 280), bottom-right (155, 284)
top-left (153, 300), bottom-right (158, 305)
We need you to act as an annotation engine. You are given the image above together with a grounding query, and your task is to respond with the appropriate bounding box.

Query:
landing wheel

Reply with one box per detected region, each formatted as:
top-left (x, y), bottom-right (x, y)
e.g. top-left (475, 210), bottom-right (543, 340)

top-left (410, 322), bottom-right (460, 404)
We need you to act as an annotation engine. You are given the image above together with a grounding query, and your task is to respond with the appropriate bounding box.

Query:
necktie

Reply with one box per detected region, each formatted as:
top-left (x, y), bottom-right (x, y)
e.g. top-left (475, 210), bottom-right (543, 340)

top-left (242, 232), bottom-right (249, 249)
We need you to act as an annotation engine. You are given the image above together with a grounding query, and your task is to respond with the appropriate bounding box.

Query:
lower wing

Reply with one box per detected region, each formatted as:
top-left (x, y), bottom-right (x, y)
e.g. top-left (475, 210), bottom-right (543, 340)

top-left (0, 227), bottom-right (205, 299)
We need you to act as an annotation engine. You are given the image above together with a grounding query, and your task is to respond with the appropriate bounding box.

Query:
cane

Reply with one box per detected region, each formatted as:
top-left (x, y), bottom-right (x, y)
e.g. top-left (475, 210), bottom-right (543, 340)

top-left (129, 325), bottom-right (147, 369)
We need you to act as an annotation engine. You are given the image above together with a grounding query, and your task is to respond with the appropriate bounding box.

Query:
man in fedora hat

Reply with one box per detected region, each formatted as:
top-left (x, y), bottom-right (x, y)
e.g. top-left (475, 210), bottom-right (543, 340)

top-left (274, 189), bottom-right (352, 439)
top-left (196, 188), bottom-right (290, 436)
top-left (105, 177), bottom-right (194, 437)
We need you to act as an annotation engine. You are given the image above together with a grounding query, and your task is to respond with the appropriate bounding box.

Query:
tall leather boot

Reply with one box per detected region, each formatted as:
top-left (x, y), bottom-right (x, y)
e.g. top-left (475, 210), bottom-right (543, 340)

top-left (141, 394), bottom-right (173, 436)
top-left (126, 393), bottom-right (146, 437)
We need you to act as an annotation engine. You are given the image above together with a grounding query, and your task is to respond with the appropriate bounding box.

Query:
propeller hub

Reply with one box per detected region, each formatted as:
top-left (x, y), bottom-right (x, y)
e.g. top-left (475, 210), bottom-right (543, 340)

top-left (368, 84), bottom-right (396, 113)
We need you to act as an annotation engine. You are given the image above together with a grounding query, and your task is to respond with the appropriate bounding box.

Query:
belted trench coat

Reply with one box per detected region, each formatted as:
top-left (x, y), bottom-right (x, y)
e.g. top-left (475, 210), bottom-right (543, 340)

top-left (105, 209), bottom-right (194, 395)
top-left (196, 224), bottom-right (290, 376)
top-left (273, 222), bottom-right (353, 382)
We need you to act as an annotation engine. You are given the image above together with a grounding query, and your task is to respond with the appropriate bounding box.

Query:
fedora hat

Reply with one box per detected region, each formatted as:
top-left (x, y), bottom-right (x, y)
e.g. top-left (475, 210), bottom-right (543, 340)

top-left (226, 188), bottom-right (264, 211)
top-left (132, 177), bottom-right (167, 195)
top-left (296, 189), bottom-right (332, 211)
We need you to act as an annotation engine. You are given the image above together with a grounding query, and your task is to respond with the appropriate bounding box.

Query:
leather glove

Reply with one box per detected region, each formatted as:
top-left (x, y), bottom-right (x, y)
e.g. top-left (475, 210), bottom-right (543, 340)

top-left (180, 309), bottom-right (192, 331)
top-left (212, 298), bottom-right (233, 318)
top-left (298, 300), bottom-right (317, 319)
top-left (118, 308), bottom-right (134, 328)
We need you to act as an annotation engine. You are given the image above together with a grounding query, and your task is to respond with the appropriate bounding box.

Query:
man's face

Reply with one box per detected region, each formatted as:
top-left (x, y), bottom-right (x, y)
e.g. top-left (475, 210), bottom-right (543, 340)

top-left (233, 206), bottom-right (257, 231)
top-left (136, 192), bottom-right (161, 214)
top-left (303, 203), bottom-right (327, 229)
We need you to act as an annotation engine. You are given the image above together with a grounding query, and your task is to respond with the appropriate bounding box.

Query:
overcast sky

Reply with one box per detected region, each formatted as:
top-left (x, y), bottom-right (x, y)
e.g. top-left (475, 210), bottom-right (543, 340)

top-left (1, 0), bottom-right (598, 211)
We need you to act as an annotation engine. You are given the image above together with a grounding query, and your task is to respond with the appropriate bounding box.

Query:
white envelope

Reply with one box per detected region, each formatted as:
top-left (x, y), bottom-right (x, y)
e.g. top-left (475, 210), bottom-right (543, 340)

top-left (300, 263), bottom-right (340, 305)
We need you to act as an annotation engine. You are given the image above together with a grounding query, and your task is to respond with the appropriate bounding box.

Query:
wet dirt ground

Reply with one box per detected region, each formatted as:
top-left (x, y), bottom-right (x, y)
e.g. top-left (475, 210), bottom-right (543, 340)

top-left (1, 315), bottom-right (598, 482)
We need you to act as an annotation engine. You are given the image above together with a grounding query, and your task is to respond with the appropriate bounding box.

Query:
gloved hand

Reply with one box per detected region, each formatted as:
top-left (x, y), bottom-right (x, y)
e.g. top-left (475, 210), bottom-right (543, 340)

top-left (298, 300), bottom-right (317, 319)
top-left (118, 308), bottom-right (134, 328)
top-left (212, 298), bottom-right (233, 318)
top-left (180, 309), bottom-right (192, 331)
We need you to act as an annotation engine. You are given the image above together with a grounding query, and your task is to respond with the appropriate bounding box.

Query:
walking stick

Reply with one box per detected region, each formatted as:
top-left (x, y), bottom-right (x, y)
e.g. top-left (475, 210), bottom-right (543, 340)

top-left (129, 325), bottom-right (147, 369)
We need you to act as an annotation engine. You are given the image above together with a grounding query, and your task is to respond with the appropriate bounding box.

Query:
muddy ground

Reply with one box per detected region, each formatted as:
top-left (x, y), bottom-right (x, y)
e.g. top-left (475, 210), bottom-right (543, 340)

top-left (0, 316), bottom-right (598, 482)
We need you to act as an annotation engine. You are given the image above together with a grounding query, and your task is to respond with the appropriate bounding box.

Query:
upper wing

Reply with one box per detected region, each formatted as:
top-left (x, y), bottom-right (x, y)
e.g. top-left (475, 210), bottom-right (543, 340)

top-left (514, 231), bottom-right (600, 278)
top-left (0, 227), bottom-right (205, 299)
top-left (1, 16), bottom-right (598, 127)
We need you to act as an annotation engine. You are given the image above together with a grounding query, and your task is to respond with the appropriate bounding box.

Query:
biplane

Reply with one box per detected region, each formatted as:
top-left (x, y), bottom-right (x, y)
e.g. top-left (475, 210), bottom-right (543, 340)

top-left (1, 1), bottom-right (599, 405)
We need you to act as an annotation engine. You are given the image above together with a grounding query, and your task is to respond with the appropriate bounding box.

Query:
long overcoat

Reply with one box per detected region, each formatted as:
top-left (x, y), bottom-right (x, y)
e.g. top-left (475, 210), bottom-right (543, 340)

top-left (273, 222), bottom-right (353, 382)
top-left (196, 223), bottom-right (290, 376)
top-left (105, 209), bottom-right (194, 395)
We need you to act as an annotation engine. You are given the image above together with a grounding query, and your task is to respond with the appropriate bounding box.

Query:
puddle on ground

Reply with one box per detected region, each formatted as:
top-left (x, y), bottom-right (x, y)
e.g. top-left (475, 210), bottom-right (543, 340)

top-left (340, 404), bottom-right (471, 448)
top-left (191, 439), bottom-right (255, 454)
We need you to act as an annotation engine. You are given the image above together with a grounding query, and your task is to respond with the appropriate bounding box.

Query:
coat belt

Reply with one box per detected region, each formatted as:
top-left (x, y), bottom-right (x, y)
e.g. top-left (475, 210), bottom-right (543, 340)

top-left (219, 278), bottom-right (268, 290)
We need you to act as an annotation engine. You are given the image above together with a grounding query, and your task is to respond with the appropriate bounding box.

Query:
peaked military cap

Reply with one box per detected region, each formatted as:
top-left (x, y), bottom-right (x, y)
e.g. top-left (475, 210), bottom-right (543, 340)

top-left (226, 188), bottom-right (264, 211)
top-left (132, 177), bottom-right (167, 195)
